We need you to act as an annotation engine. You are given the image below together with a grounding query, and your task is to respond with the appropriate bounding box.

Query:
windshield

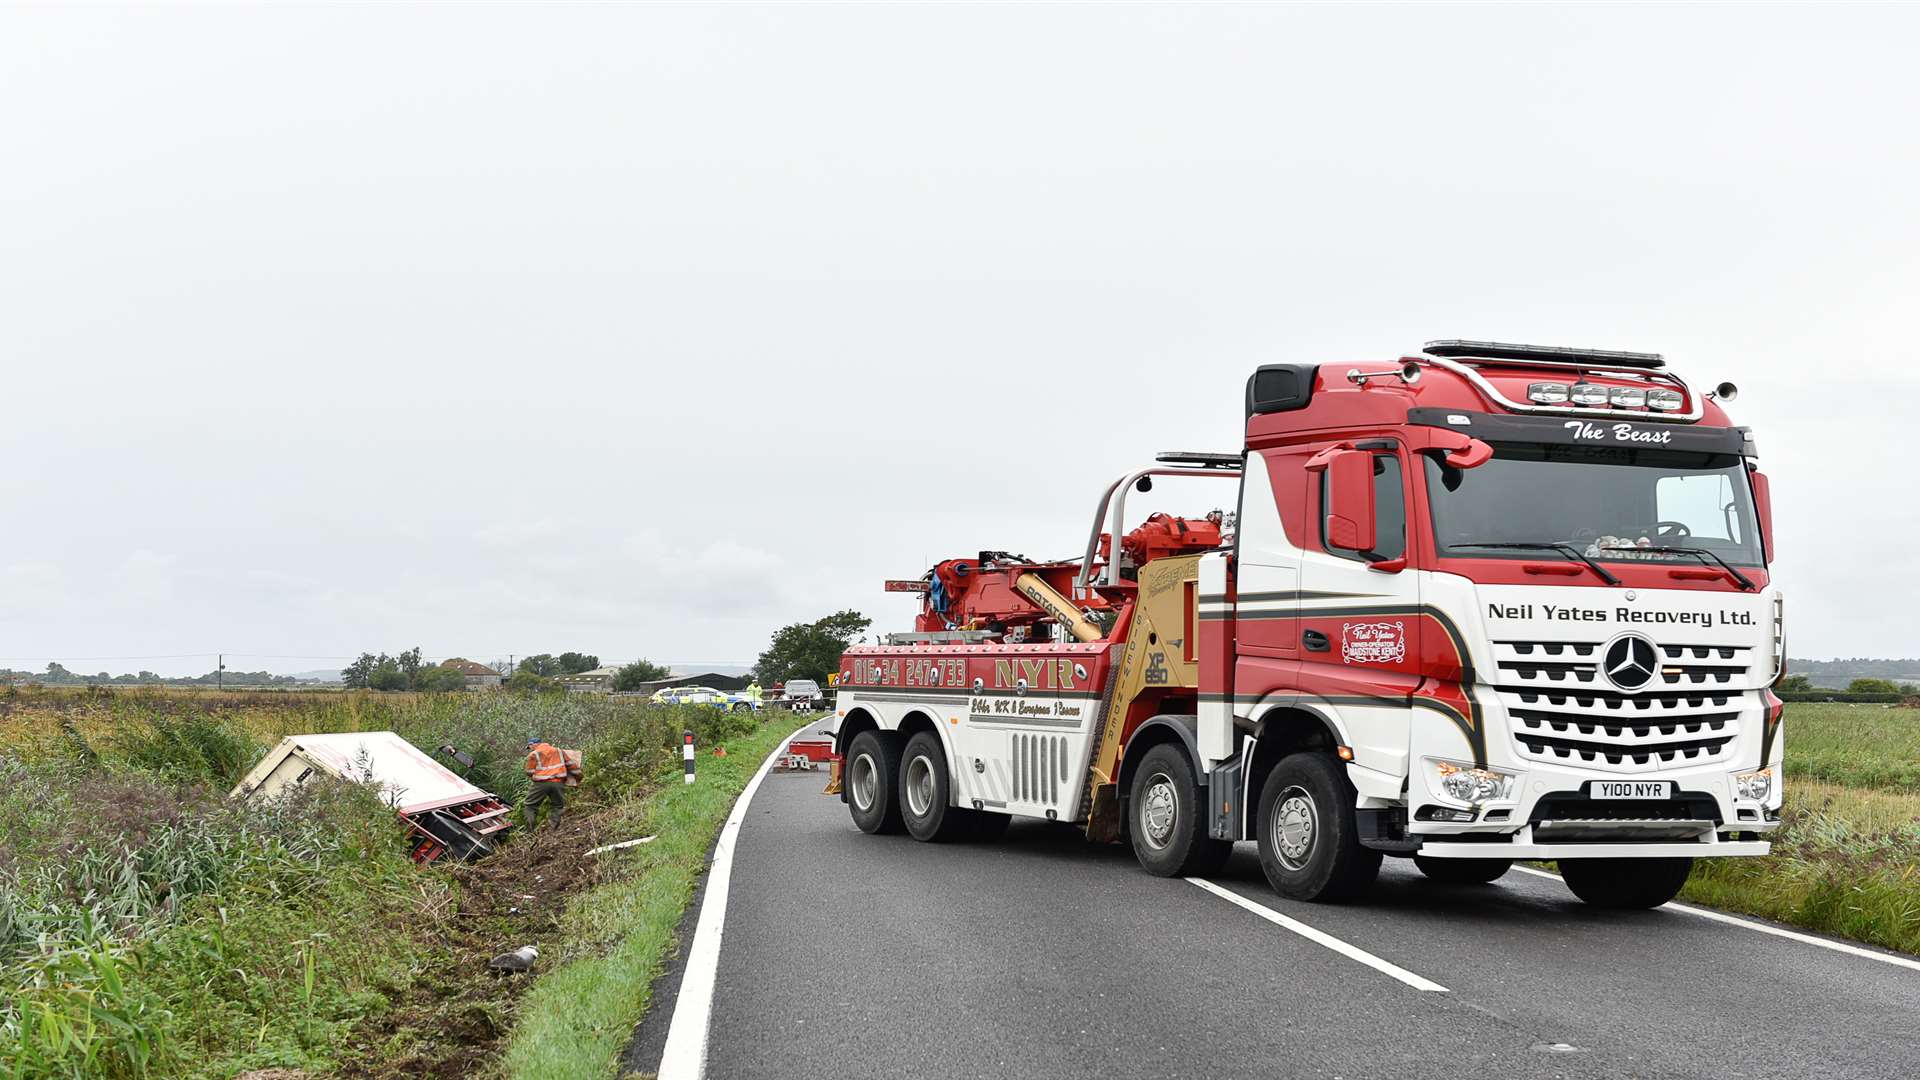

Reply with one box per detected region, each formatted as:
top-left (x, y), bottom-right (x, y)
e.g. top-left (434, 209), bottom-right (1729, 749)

top-left (1425, 443), bottom-right (1764, 568)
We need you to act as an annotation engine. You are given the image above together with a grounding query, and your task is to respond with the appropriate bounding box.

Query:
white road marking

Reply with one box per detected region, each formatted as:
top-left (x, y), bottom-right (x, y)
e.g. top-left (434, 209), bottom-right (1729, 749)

top-left (1188, 877), bottom-right (1449, 992)
top-left (1511, 866), bottom-right (1920, 973)
top-left (656, 726), bottom-right (808, 1080)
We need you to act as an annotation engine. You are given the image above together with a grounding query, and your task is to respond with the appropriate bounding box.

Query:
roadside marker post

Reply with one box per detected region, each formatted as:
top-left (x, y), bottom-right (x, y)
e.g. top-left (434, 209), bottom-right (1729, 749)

top-left (683, 730), bottom-right (696, 784)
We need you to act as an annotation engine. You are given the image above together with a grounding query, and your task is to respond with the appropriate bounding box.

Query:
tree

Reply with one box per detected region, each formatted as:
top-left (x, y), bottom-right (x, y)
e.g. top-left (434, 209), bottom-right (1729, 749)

top-left (368, 656), bottom-right (408, 691)
top-left (397, 647), bottom-right (425, 687)
top-left (555, 652), bottom-right (600, 675)
top-left (1777, 674), bottom-right (1812, 693)
top-left (342, 654), bottom-right (377, 689)
top-left (612, 659), bottom-right (672, 692)
top-left (416, 665), bottom-right (467, 692)
top-left (1847, 678), bottom-right (1900, 694)
top-left (754, 609), bottom-right (871, 685)
top-left (518, 654), bottom-right (560, 678)
top-left (507, 669), bottom-right (561, 693)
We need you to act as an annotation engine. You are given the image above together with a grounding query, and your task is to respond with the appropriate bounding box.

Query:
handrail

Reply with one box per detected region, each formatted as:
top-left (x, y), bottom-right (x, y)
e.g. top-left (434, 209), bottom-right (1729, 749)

top-left (1425, 355), bottom-right (1704, 423)
top-left (1077, 466), bottom-right (1243, 590)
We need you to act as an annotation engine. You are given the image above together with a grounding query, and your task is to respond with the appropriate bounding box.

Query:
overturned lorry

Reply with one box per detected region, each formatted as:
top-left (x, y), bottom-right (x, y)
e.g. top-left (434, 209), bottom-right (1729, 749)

top-left (230, 731), bottom-right (514, 862)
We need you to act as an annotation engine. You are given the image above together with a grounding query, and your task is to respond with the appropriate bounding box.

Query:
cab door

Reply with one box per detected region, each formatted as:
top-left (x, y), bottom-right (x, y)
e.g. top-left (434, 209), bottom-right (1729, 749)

top-left (1231, 448), bottom-right (1306, 714)
top-left (1295, 441), bottom-right (1422, 774)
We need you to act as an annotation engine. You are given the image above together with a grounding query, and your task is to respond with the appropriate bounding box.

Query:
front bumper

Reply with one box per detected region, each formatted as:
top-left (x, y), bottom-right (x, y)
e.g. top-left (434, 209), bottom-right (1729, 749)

top-left (1418, 833), bottom-right (1770, 860)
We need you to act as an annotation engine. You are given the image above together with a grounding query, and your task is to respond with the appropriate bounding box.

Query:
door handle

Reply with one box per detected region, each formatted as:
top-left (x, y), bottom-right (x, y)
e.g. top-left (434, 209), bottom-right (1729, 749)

top-left (1303, 630), bottom-right (1330, 652)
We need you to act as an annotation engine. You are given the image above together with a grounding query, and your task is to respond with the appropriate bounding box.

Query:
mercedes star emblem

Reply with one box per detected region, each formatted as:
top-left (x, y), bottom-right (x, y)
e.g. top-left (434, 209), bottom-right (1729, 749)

top-left (1603, 633), bottom-right (1659, 691)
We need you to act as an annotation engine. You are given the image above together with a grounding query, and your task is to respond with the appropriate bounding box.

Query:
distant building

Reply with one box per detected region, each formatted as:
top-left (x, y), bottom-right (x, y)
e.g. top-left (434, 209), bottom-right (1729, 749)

top-left (558, 666), bottom-right (624, 693)
top-left (438, 658), bottom-right (502, 690)
top-left (616, 672), bottom-right (753, 698)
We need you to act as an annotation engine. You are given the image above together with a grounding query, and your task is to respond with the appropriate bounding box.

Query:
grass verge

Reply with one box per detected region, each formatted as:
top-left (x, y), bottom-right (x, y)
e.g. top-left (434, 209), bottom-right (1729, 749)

top-left (1678, 780), bottom-right (1920, 955)
top-left (0, 687), bottom-right (781, 1078)
top-left (1778, 702), bottom-right (1920, 792)
top-left (500, 714), bottom-right (811, 1080)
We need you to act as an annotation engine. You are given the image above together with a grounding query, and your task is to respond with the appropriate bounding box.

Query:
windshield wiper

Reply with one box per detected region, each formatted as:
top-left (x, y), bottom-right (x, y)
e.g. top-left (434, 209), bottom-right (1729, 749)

top-left (1448, 542), bottom-right (1623, 587)
top-left (1633, 545), bottom-right (1757, 591)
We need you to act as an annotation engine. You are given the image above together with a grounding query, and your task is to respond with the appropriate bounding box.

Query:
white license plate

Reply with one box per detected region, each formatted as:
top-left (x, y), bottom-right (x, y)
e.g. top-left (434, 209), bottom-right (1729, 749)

top-left (1590, 780), bottom-right (1675, 800)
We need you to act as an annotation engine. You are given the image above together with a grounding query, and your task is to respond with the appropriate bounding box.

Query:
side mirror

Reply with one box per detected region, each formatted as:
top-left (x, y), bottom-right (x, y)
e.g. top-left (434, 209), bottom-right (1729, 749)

top-left (1428, 429), bottom-right (1493, 469)
top-left (1750, 469), bottom-right (1774, 562)
top-left (1324, 450), bottom-right (1377, 552)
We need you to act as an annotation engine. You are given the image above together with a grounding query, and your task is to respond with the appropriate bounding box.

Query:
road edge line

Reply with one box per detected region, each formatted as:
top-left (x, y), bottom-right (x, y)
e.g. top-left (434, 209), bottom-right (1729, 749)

top-left (1187, 877), bottom-right (1449, 992)
top-left (1510, 866), bottom-right (1920, 973)
top-left (656, 725), bottom-right (807, 1080)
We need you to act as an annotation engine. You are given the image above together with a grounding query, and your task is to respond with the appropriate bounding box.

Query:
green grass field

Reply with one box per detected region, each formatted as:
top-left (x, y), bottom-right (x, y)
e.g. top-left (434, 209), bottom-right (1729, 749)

top-left (1676, 702), bottom-right (1920, 955)
top-left (1777, 701), bottom-right (1920, 792)
top-left (0, 686), bottom-right (777, 1079)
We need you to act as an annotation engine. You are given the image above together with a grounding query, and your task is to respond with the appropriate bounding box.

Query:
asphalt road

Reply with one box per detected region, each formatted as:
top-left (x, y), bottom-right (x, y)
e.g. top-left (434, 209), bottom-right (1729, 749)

top-left (630, 739), bottom-right (1920, 1080)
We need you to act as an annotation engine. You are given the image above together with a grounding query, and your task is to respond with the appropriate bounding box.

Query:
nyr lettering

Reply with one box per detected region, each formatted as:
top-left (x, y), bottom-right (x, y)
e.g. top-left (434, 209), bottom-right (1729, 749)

top-left (1564, 420), bottom-right (1672, 445)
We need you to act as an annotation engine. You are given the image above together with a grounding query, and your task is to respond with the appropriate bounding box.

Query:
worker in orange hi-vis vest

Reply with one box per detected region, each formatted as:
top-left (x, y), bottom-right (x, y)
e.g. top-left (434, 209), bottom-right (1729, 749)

top-left (523, 737), bottom-right (569, 830)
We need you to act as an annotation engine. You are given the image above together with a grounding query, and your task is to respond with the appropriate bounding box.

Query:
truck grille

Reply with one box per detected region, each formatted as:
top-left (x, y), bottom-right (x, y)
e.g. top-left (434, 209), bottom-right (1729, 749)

top-left (1493, 640), bottom-right (1756, 688)
top-left (1491, 640), bottom-right (1753, 774)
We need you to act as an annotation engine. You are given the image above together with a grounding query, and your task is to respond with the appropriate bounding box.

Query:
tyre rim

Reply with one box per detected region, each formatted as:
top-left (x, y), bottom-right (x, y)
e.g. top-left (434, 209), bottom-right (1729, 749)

top-left (905, 754), bottom-right (935, 817)
top-left (850, 752), bottom-right (877, 812)
top-left (1140, 772), bottom-right (1178, 851)
top-left (1272, 785), bottom-right (1317, 870)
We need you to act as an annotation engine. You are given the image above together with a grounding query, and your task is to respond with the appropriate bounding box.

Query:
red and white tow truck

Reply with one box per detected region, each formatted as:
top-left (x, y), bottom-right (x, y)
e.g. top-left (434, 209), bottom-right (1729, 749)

top-left (831, 340), bottom-right (1783, 908)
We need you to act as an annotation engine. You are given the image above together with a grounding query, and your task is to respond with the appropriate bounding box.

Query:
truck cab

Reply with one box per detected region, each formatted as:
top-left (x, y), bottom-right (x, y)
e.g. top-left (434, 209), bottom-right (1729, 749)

top-left (833, 340), bottom-right (1781, 909)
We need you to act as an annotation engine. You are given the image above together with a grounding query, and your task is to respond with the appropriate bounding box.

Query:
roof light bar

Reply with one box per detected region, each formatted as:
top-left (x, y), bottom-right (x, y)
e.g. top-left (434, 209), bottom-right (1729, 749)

top-left (1426, 339), bottom-right (1666, 370)
top-left (1425, 351), bottom-right (1705, 424)
top-left (1155, 451), bottom-right (1242, 469)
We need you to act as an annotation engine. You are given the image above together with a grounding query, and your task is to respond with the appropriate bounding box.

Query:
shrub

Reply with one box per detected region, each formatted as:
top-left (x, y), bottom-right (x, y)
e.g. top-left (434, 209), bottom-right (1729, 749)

top-left (112, 711), bottom-right (260, 787)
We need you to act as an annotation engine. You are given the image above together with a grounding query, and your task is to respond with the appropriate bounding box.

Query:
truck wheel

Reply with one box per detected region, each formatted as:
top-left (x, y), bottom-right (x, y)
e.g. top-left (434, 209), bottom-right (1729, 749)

top-left (1559, 857), bottom-right (1693, 909)
top-left (845, 731), bottom-right (904, 835)
top-left (1413, 855), bottom-right (1511, 884)
top-left (1256, 753), bottom-right (1381, 902)
top-left (899, 732), bottom-right (966, 842)
top-left (1128, 744), bottom-right (1232, 877)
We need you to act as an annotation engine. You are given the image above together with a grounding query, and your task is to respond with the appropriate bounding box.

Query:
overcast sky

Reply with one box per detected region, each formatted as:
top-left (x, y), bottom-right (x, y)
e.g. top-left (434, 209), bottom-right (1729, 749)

top-left (2, 3), bottom-right (1915, 676)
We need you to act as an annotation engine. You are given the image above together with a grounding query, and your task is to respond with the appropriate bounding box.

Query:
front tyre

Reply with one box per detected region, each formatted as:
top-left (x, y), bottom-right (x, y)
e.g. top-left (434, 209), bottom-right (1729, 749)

top-left (899, 732), bottom-right (967, 842)
top-left (1256, 753), bottom-right (1381, 902)
top-left (1412, 855), bottom-right (1512, 884)
top-left (1559, 857), bottom-right (1693, 909)
top-left (1128, 744), bottom-right (1232, 877)
top-left (845, 730), bottom-right (904, 835)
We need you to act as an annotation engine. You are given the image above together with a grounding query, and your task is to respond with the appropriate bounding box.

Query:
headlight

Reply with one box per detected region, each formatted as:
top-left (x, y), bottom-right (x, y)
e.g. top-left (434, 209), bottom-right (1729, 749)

top-left (1733, 767), bottom-right (1773, 803)
top-left (1432, 760), bottom-right (1515, 803)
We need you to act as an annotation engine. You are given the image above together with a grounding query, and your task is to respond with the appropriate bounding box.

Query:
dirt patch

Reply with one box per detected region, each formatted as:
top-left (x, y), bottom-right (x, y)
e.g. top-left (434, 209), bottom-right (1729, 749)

top-left (337, 801), bottom-right (632, 1079)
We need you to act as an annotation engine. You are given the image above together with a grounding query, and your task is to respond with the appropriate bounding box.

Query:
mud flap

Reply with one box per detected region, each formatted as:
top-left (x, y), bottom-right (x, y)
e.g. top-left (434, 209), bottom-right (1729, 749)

top-left (1084, 782), bottom-right (1123, 843)
top-left (1207, 757), bottom-right (1245, 841)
